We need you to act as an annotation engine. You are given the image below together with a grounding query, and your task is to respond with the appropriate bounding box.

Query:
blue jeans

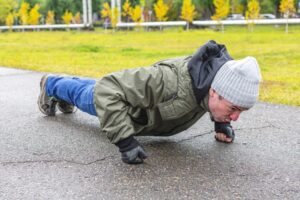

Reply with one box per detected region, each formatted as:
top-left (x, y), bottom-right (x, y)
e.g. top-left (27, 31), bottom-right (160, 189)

top-left (46, 76), bottom-right (97, 116)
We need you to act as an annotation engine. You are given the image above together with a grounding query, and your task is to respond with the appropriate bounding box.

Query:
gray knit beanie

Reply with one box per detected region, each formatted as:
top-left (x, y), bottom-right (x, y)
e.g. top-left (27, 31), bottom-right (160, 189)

top-left (211, 56), bottom-right (262, 109)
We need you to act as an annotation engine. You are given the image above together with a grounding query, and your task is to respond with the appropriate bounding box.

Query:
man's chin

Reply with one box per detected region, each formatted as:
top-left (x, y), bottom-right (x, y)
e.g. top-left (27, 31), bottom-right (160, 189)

top-left (212, 116), bottom-right (224, 123)
top-left (211, 113), bottom-right (225, 122)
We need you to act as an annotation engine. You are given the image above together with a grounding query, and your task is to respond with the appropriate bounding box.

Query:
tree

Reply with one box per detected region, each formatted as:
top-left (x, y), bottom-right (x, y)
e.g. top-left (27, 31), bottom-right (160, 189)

top-left (0, 0), bottom-right (17, 24)
top-left (101, 2), bottom-right (119, 32)
top-left (101, 2), bottom-right (111, 20)
top-left (45, 10), bottom-right (55, 25)
top-left (111, 7), bottom-right (119, 31)
top-left (122, 0), bottom-right (132, 22)
top-left (212, 0), bottom-right (230, 21)
top-left (246, 0), bottom-right (260, 32)
top-left (18, 2), bottom-right (30, 25)
top-left (154, 0), bottom-right (169, 21)
top-left (73, 12), bottom-right (81, 24)
top-left (5, 12), bottom-right (14, 28)
top-left (41, 0), bottom-right (81, 22)
top-left (211, 0), bottom-right (230, 32)
top-left (154, 0), bottom-right (169, 31)
top-left (28, 4), bottom-right (41, 25)
top-left (279, 0), bottom-right (296, 33)
top-left (130, 5), bottom-right (142, 23)
top-left (180, 0), bottom-right (196, 30)
top-left (62, 10), bottom-right (73, 25)
top-left (101, 2), bottom-right (111, 30)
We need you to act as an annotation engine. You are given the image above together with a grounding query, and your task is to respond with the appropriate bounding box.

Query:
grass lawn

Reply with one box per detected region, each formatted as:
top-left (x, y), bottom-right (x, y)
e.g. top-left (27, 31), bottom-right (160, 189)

top-left (0, 25), bottom-right (299, 106)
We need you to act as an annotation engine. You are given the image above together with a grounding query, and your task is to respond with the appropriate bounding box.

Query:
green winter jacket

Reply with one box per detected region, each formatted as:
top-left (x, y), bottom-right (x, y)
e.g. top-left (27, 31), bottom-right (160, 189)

top-left (93, 56), bottom-right (209, 144)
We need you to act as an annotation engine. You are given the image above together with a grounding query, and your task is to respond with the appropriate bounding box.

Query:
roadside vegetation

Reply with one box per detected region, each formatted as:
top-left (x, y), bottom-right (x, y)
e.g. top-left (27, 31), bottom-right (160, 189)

top-left (0, 25), bottom-right (299, 106)
top-left (0, 0), bottom-right (298, 31)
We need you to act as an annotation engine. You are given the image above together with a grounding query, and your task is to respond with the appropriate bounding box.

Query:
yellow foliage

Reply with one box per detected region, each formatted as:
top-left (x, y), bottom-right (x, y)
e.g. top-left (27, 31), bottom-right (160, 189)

top-left (122, 0), bottom-right (132, 18)
top-left (101, 2), bottom-right (119, 29)
top-left (62, 10), bottom-right (73, 25)
top-left (111, 8), bottom-right (119, 28)
top-left (279, 0), bottom-right (296, 18)
top-left (130, 5), bottom-right (142, 23)
top-left (245, 0), bottom-right (260, 32)
top-left (180, 0), bottom-right (196, 23)
top-left (0, 0), bottom-right (17, 23)
top-left (74, 12), bottom-right (81, 24)
top-left (154, 0), bottom-right (169, 21)
top-left (5, 12), bottom-right (14, 27)
top-left (101, 2), bottom-right (111, 19)
top-left (211, 0), bottom-right (230, 21)
top-left (28, 4), bottom-right (40, 25)
top-left (18, 2), bottom-right (30, 25)
top-left (46, 10), bottom-right (55, 25)
top-left (246, 0), bottom-right (260, 20)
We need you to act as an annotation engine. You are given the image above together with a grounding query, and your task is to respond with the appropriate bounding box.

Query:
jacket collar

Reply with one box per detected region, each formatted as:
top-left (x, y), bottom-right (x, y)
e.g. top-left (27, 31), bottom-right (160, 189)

top-left (187, 40), bottom-right (233, 103)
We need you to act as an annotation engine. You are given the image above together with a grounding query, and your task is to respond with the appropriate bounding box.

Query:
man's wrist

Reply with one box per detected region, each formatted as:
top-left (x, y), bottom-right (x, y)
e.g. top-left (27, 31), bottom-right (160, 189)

top-left (214, 122), bottom-right (231, 133)
top-left (115, 136), bottom-right (139, 153)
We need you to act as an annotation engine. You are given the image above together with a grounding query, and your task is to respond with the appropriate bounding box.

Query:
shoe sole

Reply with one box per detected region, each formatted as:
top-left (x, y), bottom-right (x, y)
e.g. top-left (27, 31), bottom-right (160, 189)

top-left (37, 75), bottom-right (55, 116)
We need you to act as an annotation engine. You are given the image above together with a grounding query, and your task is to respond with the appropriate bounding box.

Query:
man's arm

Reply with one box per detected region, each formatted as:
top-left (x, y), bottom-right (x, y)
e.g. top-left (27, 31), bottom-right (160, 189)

top-left (93, 66), bottom-right (177, 163)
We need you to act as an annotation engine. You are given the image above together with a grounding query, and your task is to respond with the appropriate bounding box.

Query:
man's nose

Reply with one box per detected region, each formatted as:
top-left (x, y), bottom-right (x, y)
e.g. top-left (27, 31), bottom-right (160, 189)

top-left (230, 112), bottom-right (240, 121)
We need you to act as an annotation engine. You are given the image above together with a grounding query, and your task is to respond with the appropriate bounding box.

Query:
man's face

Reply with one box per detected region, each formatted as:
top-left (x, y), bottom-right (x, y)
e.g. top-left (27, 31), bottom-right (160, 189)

top-left (208, 89), bottom-right (247, 123)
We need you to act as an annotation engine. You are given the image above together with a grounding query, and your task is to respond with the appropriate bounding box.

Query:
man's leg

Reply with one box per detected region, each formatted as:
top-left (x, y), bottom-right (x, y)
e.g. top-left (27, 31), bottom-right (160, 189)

top-left (38, 75), bottom-right (97, 116)
top-left (56, 76), bottom-right (97, 114)
top-left (70, 77), bottom-right (96, 85)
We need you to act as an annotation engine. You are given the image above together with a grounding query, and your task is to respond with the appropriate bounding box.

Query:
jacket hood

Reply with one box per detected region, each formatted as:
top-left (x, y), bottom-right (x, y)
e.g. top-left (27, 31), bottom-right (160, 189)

top-left (187, 40), bottom-right (233, 103)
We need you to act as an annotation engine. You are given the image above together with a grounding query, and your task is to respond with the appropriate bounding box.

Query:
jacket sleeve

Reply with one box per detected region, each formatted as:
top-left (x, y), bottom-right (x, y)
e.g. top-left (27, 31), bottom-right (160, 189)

top-left (93, 65), bottom-right (177, 144)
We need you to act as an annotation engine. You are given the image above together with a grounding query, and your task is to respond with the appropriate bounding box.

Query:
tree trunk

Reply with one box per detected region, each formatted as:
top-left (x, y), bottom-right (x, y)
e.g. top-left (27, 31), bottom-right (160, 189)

top-left (285, 18), bottom-right (289, 34)
top-left (285, 11), bottom-right (290, 34)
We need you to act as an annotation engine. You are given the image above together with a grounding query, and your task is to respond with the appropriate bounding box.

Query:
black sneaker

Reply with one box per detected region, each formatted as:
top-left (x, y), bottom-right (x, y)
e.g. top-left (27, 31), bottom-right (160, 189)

top-left (38, 74), bottom-right (57, 116)
top-left (57, 100), bottom-right (75, 114)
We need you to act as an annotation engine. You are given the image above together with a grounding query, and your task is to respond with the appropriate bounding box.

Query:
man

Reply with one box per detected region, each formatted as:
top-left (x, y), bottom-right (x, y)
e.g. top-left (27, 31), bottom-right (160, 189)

top-left (38, 40), bottom-right (262, 164)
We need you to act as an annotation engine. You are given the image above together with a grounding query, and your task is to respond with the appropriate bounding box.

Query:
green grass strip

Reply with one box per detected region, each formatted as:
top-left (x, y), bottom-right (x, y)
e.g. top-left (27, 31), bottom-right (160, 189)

top-left (0, 25), bottom-right (299, 106)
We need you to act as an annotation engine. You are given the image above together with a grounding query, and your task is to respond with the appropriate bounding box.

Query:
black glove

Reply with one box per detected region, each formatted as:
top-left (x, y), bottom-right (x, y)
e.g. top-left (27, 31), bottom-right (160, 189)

top-left (115, 136), bottom-right (148, 164)
top-left (214, 122), bottom-right (235, 142)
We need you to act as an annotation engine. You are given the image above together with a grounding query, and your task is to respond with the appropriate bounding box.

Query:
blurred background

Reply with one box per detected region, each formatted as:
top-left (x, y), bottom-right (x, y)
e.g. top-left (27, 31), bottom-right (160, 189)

top-left (0, 0), bottom-right (299, 106)
top-left (0, 0), bottom-right (299, 27)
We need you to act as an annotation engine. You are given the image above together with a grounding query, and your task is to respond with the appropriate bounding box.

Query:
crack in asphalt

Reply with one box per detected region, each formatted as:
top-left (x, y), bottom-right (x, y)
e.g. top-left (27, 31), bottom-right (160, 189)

top-left (0, 123), bottom-right (289, 167)
top-left (176, 131), bottom-right (213, 143)
top-left (234, 125), bottom-right (272, 131)
top-left (0, 155), bottom-right (117, 166)
top-left (176, 124), bottom-right (274, 143)
top-left (265, 121), bottom-right (296, 131)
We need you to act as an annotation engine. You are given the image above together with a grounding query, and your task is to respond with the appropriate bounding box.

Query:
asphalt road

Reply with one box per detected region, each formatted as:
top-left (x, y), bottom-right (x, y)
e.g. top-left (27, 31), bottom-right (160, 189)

top-left (0, 67), bottom-right (299, 200)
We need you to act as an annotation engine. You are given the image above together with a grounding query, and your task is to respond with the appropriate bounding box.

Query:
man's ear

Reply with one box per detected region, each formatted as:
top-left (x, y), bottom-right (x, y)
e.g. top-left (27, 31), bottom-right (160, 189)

top-left (209, 88), bottom-right (216, 97)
